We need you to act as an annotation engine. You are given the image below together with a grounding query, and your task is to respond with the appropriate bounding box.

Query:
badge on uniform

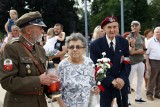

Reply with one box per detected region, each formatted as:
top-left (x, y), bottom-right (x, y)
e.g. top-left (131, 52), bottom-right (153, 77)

top-left (26, 64), bottom-right (31, 74)
top-left (109, 17), bottom-right (115, 22)
top-left (4, 59), bottom-right (13, 71)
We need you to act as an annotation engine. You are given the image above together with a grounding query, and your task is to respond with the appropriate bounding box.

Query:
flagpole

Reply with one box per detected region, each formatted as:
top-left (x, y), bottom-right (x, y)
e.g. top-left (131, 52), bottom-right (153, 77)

top-left (120, 0), bottom-right (124, 35)
top-left (84, 0), bottom-right (89, 57)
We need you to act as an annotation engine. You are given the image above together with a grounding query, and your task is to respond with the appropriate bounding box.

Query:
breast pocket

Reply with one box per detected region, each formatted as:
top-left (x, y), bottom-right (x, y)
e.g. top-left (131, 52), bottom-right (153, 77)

top-left (20, 57), bottom-right (33, 63)
top-left (19, 57), bottom-right (33, 76)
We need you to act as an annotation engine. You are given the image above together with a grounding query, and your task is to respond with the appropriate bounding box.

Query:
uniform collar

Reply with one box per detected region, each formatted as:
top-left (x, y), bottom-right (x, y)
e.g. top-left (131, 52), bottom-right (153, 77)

top-left (20, 36), bottom-right (34, 51)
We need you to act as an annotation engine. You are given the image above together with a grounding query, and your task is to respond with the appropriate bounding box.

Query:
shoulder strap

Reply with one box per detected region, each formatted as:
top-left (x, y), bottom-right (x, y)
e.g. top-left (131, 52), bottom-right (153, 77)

top-left (20, 42), bottom-right (43, 74)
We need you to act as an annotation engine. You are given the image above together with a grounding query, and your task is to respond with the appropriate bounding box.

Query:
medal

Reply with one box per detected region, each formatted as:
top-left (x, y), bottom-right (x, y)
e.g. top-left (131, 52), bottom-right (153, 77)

top-left (26, 64), bottom-right (31, 74)
top-left (27, 70), bottom-right (31, 74)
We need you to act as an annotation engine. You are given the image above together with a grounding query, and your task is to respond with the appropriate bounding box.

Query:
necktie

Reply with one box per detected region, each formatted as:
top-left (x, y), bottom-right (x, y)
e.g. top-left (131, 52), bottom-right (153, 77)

top-left (110, 41), bottom-right (114, 57)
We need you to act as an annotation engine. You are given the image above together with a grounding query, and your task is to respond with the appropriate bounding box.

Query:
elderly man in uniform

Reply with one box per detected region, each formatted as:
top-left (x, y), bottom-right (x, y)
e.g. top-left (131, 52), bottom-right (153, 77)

top-left (90, 16), bottom-right (131, 107)
top-left (0, 11), bottom-right (57, 107)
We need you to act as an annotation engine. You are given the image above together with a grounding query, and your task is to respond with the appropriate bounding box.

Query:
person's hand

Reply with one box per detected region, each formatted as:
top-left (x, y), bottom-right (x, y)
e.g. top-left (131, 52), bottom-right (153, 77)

top-left (48, 55), bottom-right (56, 60)
top-left (112, 79), bottom-right (118, 87)
top-left (39, 73), bottom-right (59, 86)
top-left (146, 64), bottom-right (151, 72)
top-left (115, 78), bottom-right (125, 90)
top-left (129, 37), bottom-right (136, 46)
top-left (92, 86), bottom-right (100, 95)
top-left (62, 46), bottom-right (67, 52)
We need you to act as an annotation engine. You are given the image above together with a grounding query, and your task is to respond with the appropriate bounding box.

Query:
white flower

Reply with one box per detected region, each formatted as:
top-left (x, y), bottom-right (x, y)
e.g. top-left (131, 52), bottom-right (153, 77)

top-left (97, 59), bottom-right (102, 62)
top-left (102, 58), bottom-right (109, 62)
top-left (106, 63), bottom-right (111, 68)
top-left (97, 68), bottom-right (104, 74)
top-left (102, 52), bottom-right (106, 57)
top-left (102, 52), bottom-right (106, 56)
top-left (108, 58), bottom-right (110, 62)
top-left (99, 63), bottom-right (103, 68)
top-left (97, 81), bottom-right (101, 85)
top-left (92, 64), bottom-right (95, 68)
top-left (94, 52), bottom-right (112, 85)
top-left (96, 63), bottom-right (99, 66)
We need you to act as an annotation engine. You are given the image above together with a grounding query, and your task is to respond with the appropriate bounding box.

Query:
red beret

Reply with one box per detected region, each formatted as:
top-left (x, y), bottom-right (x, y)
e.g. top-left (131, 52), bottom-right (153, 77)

top-left (101, 16), bottom-right (118, 28)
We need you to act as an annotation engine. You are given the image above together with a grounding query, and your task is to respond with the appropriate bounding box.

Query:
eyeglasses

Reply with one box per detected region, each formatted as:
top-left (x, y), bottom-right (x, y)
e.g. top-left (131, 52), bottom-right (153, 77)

top-left (68, 45), bottom-right (85, 50)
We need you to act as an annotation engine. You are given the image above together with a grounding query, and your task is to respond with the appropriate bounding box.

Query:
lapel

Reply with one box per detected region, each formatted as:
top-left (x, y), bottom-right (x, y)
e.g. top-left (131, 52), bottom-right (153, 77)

top-left (115, 36), bottom-right (122, 54)
top-left (114, 36), bottom-right (122, 61)
top-left (101, 36), bottom-right (110, 58)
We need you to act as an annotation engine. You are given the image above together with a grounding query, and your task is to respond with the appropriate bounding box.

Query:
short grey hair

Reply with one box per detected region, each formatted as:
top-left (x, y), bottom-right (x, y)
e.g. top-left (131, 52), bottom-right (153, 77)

top-left (66, 33), bottom-right (87, 48)
top-left (154, 27), bottom-right (160, 33)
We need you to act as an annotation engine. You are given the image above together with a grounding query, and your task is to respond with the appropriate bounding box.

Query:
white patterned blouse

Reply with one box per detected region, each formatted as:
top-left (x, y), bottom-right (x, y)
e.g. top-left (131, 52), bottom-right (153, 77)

top-left (58, 56), bottom-right (95, 107)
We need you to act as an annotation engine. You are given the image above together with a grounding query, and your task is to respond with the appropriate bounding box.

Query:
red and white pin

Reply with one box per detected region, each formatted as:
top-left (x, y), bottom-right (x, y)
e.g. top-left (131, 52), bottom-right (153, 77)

top-left (4, 59), bottom-right (13, 71)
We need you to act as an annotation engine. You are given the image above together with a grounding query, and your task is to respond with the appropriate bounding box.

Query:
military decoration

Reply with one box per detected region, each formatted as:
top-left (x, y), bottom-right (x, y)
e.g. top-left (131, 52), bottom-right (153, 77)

top-left (4, 59), bottom-right (13, 71)
top-left (26, 64), bottom-right (31, 74)
top-left (109, 17), bottom-right (115, 22)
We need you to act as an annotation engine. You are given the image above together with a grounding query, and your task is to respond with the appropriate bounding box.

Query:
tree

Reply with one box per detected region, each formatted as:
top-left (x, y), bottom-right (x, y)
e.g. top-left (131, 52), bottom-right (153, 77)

top-left (0, 0), bottom-right (81, 36)
top-left (150, 0), bottom-right (160, 27)
top-left (89, 0), bottom-right (120, 32)
top-left (124, 0), bottom-right (152, 32)
top-left (89, 0), bottom-right (152, 34)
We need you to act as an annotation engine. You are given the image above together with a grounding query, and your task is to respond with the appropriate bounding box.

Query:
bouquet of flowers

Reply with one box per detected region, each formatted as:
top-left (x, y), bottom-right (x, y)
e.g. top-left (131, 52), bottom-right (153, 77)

top-left (94, 52), bottom-right (112, 92)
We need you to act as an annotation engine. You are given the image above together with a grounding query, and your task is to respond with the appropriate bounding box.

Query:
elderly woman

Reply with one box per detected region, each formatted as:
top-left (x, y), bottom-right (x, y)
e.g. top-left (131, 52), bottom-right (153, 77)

top-left (58, 33), bottom-right (99, 107)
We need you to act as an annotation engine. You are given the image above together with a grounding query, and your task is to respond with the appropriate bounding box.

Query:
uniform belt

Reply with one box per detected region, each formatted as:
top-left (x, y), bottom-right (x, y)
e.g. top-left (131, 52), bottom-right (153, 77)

top-left (15, 87), bottom-right (44, 95)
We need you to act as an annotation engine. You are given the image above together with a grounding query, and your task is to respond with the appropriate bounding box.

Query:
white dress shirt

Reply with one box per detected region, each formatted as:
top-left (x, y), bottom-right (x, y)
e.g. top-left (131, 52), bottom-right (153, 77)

top-left (106, 34), bottom-right (116, 51)
top-left (146, 36), bottom-right (160, 60)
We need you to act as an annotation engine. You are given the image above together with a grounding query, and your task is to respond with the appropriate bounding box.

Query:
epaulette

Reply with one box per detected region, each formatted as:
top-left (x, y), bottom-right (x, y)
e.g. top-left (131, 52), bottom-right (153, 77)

top-left (8, 38), bottom-right (20, 44)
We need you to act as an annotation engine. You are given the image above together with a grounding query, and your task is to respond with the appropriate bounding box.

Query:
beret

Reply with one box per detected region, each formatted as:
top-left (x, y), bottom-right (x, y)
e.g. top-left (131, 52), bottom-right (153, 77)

top-left (15, 11), bottom-right (46, 28)
top-left (101, 16), bottom-right (118, 28)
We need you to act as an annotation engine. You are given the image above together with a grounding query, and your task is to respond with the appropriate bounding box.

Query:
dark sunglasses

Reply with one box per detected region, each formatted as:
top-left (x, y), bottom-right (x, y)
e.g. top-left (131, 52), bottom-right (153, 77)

top-left (68, 45), bottom-right (85, 50)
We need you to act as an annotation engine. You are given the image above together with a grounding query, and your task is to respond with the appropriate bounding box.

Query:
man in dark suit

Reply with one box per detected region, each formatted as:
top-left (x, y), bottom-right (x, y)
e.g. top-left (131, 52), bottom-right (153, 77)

top-left (90, 16), bottom-right (131, 107)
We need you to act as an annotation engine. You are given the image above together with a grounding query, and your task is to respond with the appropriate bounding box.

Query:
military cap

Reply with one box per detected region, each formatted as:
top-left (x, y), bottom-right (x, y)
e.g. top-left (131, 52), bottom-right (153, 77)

top-left (15, 11), bottom-right (46, 28)
top-left (131, 20), bottom-right (140, 26)
top-left (101, 16), bottom-right (118, 28)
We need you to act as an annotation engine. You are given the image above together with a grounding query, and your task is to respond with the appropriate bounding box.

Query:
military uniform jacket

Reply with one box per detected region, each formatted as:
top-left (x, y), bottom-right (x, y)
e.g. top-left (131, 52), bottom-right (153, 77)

top-left (90, 35), bottom-right (131, 98)
top-left (0, 36), bottom-right (47, 107)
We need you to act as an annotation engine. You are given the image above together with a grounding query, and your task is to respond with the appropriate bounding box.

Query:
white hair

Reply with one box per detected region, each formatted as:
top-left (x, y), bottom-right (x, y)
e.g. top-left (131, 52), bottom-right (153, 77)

top-left (154, 27), bottom-right (160, 33)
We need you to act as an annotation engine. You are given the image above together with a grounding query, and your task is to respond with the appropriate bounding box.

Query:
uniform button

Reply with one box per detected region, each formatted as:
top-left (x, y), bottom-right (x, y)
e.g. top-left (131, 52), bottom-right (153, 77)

top-left (14, 98), bottom-right (18, 101)
top-left (35, 87), bottom-right (37, 90)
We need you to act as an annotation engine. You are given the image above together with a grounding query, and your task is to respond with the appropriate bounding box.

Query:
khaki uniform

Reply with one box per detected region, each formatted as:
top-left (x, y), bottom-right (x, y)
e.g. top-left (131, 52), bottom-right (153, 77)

top-left (0, 36), bottom-right (47, 107)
